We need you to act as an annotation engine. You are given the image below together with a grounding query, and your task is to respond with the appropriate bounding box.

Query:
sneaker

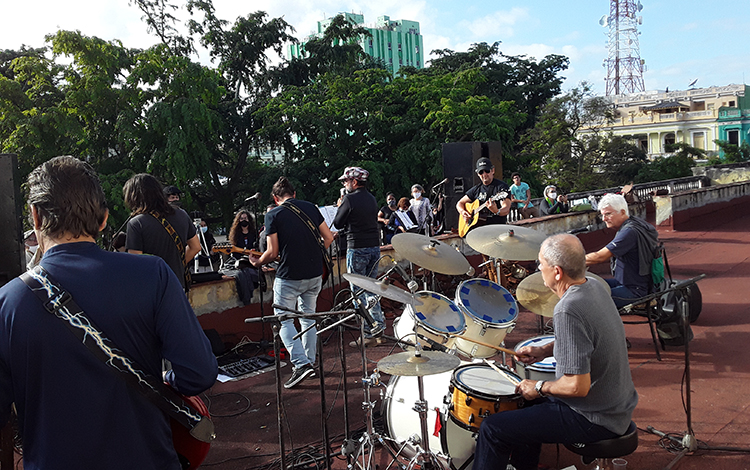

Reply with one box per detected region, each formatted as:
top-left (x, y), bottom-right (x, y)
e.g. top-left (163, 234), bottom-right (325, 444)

top-left (349, 336), bottom-right (386, 348)
top-left (284, 363), bottom-right (315, 389)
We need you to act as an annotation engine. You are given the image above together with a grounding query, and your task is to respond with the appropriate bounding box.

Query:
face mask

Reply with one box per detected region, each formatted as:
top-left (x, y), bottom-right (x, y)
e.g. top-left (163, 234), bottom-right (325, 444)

top-left (239, 220), bottom-right (249, 228)
top-left (388, 200), bottom-right (396, 207)
top-left (201, 226), bottom-right (208, 234)
top-left (169, 200), bottom-right (182, 207)
top-left (412, 192), bottom-right (421, 199)
top-left (548, 192), bottom-right (557, 199)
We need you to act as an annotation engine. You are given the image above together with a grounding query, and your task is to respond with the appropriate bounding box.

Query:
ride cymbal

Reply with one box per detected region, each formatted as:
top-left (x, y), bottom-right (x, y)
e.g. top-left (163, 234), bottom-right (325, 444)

top-left (377, 350), bottom-right (461, 376)
top-left (343, 273), bottom-right (423, 306)
top-left (465, 225), bottom-right (547, 261)
top-left (391, 233), bottom-right (471, 275)
top-left (516, 271), bottom-right (612, 317)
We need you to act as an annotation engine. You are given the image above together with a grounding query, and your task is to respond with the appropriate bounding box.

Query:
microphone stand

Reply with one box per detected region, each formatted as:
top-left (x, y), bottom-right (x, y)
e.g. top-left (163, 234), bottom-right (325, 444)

top-left (644, 275), bottom-right (750, 469)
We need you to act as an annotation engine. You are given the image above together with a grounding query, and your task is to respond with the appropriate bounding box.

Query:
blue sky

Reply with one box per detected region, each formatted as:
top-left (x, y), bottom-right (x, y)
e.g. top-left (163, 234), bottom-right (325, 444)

top-left (3, 0), bottom-right (749, 96)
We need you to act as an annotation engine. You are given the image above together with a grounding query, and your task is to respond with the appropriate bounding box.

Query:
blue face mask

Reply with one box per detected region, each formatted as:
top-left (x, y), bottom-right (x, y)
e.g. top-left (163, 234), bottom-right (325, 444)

top-left (201, 226), bottom-right (208, 233)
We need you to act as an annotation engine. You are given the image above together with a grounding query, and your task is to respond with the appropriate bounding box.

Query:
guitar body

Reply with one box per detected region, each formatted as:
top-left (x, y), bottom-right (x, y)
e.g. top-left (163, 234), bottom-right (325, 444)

top-left (458, 199), bottom-right (482, 237)
top-left (170, 393), bottom-right (211, 470)
top-left (213, 242), bottom-right (331, 283)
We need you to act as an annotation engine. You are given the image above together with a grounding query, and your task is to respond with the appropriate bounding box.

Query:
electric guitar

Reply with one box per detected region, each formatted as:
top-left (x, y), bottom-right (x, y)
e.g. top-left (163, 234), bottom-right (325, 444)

top-left (458, 191), bottom-right (509, 237)
top-left (169, 389), bottom-right (213, 470)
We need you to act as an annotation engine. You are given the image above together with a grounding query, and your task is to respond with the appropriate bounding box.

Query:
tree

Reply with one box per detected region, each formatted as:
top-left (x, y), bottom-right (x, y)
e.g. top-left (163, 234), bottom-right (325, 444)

top-left (711, 140), bottom-right (750, 164)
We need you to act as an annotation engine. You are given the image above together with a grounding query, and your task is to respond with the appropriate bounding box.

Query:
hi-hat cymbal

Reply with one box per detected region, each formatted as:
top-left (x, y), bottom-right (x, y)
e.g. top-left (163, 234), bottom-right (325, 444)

top-left (391, 233), bottom-right (471, 275)
top-left (516, 272), bottom-right (612, 317)
top-left (465, 225), bottom-right (547, 261)
top-left (377, 350), bottom-right (461, 376)
top-left (343, 273), bottom-right (423, 306)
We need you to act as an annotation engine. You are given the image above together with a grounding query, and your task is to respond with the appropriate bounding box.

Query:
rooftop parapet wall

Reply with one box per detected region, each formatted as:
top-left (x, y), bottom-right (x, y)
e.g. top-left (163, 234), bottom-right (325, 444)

top-left (653, 181), bottom-right (750, 230)
top-left (692, 162), bottom-right (750, 185)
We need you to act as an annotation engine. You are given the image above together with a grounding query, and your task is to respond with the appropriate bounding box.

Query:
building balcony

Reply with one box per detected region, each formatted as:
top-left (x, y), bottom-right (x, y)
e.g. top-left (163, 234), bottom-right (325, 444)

top-left (718, 108), bottom-right (750, 120)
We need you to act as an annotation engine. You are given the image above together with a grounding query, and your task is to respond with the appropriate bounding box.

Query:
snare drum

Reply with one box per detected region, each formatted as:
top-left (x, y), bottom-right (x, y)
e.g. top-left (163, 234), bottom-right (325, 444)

top-left (382, 370), bottom-right (453, 461)
top-left (454, 279), bottom-right (518, 358)
top-left (394, 291), bottom-right (466, 350)
top-left (448, 364), bottom-right (523, 432)
top-left (513, 335), bottom-right (557, 381)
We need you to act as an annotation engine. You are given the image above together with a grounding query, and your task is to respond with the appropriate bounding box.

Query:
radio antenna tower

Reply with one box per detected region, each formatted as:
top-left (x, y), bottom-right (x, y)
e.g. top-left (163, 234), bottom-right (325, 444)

top-left (600, 0), bottom-right (646, 95)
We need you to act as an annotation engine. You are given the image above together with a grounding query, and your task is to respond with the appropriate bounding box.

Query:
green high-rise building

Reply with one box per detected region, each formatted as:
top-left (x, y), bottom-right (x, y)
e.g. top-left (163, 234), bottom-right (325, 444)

top-left (288, 12), bottom-right (425, 75)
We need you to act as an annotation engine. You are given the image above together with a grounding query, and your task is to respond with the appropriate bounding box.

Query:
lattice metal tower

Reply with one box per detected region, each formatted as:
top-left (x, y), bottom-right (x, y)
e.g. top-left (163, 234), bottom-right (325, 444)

top-left (601, 0), bottom-right (645, 96)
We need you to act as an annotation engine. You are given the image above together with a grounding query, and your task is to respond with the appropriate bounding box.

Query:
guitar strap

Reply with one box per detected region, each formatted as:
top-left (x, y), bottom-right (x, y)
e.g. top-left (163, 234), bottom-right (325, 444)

top-left (149, 210), bottom-right (191, 290)
top-left (20, 265), bottom-right (215, 443)
top-left (281, 200), bottom-right (333, 278)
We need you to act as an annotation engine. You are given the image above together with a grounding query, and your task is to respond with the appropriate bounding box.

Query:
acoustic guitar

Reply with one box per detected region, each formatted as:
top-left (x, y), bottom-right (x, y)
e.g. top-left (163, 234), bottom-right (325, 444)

top-left (458, 191), bottom-right (508, 237)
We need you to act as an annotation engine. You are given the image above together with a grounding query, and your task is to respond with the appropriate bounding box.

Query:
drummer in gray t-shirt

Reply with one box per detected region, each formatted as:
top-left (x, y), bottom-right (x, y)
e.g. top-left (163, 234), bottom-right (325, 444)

top-left (473, 234), bottom-right (638, 470)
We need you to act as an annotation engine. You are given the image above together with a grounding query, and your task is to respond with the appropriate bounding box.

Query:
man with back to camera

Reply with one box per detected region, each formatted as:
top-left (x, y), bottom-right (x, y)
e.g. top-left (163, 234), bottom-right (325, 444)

top-left (0, 156), bottom-right (217, 470)
top-left (456, 157), bottom-right (512, 233)
top-left (473, 234), bottom-right (638, 470)
top-left (585, 193), bottom-right (660, 308)
top-left (333, 167), bottom-right (386, 347)
top-left (250, 177), bottom-right (334, 388)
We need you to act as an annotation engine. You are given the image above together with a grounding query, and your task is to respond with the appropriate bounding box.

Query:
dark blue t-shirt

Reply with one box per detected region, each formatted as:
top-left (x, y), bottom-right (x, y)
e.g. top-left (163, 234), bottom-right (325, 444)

top-left (607, 225), bottom-right (650, 296)
top-left (0, 242), bottom-right (217, 470)
top-left (265, 199), bottom-right (325, 280)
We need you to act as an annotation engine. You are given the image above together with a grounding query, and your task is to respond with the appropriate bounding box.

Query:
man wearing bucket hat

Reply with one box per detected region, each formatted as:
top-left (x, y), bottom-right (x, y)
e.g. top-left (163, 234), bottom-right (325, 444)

top-left (333, 167), bottom-right (386, 347)
top-left (473, 234), bottom-right (637, 470)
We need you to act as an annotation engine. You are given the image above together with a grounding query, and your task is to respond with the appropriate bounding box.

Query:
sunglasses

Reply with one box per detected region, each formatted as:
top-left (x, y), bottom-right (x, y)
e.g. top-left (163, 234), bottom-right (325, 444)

top-left (477, 169), bottom-right (491, 175)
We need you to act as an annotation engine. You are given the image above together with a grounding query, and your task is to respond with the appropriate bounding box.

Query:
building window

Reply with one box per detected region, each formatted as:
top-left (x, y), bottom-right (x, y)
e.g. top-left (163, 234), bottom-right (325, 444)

top-left (729, 100), bottom-right (736, 107)
top-left (664, 133), bottom-right (675, 150)
top-left (728, 129), bottom-right (739, 145)
top-left (692, 132), bottom-right (705, 150)
top-left (639, 138), bottom-right (648, 152)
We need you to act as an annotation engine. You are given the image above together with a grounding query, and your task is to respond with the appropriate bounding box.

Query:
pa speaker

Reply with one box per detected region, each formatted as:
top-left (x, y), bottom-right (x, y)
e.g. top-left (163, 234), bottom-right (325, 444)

top-left (441, 142), bottom-right (503, 232)
top-left (0, 154), bottom-right (24, 287)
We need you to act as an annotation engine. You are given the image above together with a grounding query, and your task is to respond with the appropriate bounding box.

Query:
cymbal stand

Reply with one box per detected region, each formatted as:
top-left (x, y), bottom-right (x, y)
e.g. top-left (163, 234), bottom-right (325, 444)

top-left (644, 276), bottom-right (750, 469)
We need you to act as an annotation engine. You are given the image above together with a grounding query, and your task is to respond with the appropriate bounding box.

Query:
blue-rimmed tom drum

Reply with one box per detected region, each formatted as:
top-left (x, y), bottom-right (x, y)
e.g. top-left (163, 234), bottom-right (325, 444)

top-left (394, 291), bottom-right (466, 350)
top-left (454, 279), bottom-right (518, 358)
top-left (513, 335), bottom-right (557, 381)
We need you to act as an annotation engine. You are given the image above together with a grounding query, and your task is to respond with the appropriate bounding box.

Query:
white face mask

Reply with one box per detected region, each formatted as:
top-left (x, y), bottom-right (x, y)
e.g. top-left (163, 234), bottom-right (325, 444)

top-left (548, 192), bottom-right (557, 199)
top-left (412, 192), bottom-right (421, 199)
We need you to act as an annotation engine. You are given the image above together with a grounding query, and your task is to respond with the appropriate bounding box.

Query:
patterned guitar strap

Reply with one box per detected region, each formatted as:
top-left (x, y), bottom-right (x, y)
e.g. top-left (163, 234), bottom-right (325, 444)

top-left (20, 265), bottom-right (215, 443)
top-left (149, 210), bottom-right (191, 290)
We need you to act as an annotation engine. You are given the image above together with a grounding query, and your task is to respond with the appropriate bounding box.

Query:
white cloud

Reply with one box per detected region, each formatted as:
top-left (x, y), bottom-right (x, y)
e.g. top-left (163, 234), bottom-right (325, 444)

top-left (459, 7), bottom-right (531, 40)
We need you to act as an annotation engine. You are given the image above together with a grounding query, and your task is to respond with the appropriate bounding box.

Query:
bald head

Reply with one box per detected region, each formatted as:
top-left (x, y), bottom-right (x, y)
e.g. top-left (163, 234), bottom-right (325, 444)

top-left (540, 234), bottom-right (586, 280)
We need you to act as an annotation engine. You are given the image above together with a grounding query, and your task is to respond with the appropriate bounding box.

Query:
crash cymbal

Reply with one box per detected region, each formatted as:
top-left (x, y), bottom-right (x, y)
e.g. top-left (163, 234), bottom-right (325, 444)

top-left (343, 273), bottom-right (423, 306)
top-left (465, 225), bottom-right (547, 261)
top-left (377, 350), bottom-right (461, 376)
top-left (391, 233), bottom-right (471, 275)
top-left (516, 272), bottom-right (612, 317)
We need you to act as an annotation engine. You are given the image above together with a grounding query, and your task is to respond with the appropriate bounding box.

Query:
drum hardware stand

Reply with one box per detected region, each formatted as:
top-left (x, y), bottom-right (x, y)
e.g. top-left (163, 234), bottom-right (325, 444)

top-left (643, 276), bottom-right (750, 469)
top-left (246, 308), bottom-right (355, 470)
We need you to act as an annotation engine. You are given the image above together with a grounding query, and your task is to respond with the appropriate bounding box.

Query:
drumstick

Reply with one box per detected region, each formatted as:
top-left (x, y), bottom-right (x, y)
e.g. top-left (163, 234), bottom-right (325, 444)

top-left (483, 358), bottom-right (521, 385)
top-left (450, 334), bottom-right (518, 357)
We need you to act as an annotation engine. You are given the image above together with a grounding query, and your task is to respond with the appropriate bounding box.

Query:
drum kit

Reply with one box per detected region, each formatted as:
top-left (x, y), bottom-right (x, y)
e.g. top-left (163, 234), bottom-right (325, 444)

top-left (342, 225), bottom-right (590, 470)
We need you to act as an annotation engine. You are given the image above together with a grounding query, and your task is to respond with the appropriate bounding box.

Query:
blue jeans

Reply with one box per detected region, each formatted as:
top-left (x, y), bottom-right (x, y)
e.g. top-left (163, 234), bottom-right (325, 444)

top-left (473, 398), bottom-right (619, 470)
top-left (606, 278), bottom-right (642, 309)
top-left (273, 276), bottom-right (322, 369)
top-left (346, 246), bottom-right (385, 337)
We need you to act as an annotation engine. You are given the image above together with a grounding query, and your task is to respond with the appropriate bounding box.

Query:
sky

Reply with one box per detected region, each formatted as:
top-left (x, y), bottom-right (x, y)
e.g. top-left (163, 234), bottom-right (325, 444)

top-left (2, 0), bottom-right (749, 96)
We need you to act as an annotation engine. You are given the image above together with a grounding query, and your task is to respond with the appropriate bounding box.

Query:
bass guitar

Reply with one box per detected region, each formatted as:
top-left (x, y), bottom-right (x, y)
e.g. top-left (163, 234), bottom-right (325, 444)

top-left (212, 242), bottom-right (330, 282)
top-left (170, 390), bottom-right (213, 470)
top-left (458, 191), bottom-right (508, 237)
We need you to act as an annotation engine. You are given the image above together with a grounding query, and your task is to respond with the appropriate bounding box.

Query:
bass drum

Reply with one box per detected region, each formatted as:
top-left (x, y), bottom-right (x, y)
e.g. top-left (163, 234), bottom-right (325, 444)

top-left (440, 414), bottom-right (479, 470)
top-left (381, 370), bottom-right (453, 462)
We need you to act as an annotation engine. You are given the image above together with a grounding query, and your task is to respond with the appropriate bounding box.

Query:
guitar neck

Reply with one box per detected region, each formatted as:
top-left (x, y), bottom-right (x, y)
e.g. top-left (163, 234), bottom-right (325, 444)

top-left (211, 243), bottom-right (263, 257)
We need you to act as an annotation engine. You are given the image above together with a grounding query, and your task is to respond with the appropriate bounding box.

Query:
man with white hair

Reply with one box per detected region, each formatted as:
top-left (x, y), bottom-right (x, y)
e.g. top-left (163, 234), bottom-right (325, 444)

top-left (585, 193), bottom-right (660, 308)
top-left (473, 234), bottom-right (638, 470)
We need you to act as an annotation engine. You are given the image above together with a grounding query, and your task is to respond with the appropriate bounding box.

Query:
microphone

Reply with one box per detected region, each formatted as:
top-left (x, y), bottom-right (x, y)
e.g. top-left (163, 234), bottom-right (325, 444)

top-left (432, 178), bottom-right (448, 189)
top-left (389, 262), bottom-right (419, 292)
top-left (244, 192), bottom-right (261, 203)
top-left (569, 225), bottom-right (594, 235)
top-left (355, 298), bottom-right (376, 328)
top-left (417, 334), bottom-right (448, 352)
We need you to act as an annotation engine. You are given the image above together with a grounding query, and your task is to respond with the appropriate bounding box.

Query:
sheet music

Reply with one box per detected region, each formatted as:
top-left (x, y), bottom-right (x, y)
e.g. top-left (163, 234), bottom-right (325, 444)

top-left (318, 205), bottom-right (339, 232)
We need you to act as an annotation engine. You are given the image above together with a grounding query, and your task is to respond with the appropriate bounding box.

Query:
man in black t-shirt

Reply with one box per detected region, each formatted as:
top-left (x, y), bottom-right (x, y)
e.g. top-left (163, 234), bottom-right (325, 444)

top-left (250, 177), bottom-right (334, 389)
top-left (378, 192), bottom-right (397, 245)
top-left (456, 157), bottom-right (512, 234)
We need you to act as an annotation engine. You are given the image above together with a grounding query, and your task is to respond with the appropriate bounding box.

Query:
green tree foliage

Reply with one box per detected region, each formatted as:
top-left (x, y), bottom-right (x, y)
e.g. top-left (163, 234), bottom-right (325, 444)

top-left (711, 140), bottom-right (750, 164)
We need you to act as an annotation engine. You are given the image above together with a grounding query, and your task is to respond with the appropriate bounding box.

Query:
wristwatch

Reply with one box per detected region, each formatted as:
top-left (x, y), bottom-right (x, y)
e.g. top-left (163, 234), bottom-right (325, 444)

top-left (535, 380), bottom-right (547, 398)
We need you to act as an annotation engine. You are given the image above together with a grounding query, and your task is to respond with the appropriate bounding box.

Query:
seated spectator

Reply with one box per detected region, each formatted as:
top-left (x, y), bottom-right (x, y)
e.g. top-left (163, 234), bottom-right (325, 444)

top-left (378, 192), bottom-right (397, 245)
top-left (539, 185), bottom-right (570, 216)
top-left (389, 197), bottom-right (419, 234)
top-left (509, 173), bottom-right (538, 219)
top-left (195, 219), bottom-right (217, 273)
top-left (409, 184), bottom-right (433, 234)
top-left (229, 210), bottom-right (256, 259)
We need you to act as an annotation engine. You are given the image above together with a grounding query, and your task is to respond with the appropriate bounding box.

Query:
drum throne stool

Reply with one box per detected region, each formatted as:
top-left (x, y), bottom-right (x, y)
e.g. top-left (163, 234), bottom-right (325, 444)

top-left (564, 421), bottom-right (638, 470)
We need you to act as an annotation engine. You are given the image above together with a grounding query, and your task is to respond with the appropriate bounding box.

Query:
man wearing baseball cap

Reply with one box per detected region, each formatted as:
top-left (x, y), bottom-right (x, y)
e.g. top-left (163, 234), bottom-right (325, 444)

top-left (333, 167), bottom-right (386, 347)
top-left (456, 157), bottom-right (512, 234)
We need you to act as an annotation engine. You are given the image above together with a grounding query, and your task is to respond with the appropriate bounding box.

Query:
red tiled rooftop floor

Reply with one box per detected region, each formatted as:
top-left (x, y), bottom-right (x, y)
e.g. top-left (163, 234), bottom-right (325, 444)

top-left (188, 213), bottom-right (750, 469)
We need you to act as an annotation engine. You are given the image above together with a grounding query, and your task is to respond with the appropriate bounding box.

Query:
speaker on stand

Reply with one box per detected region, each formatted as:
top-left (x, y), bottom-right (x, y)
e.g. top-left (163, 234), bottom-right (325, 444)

top-left (441, 142), bottom-right (503, 233)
